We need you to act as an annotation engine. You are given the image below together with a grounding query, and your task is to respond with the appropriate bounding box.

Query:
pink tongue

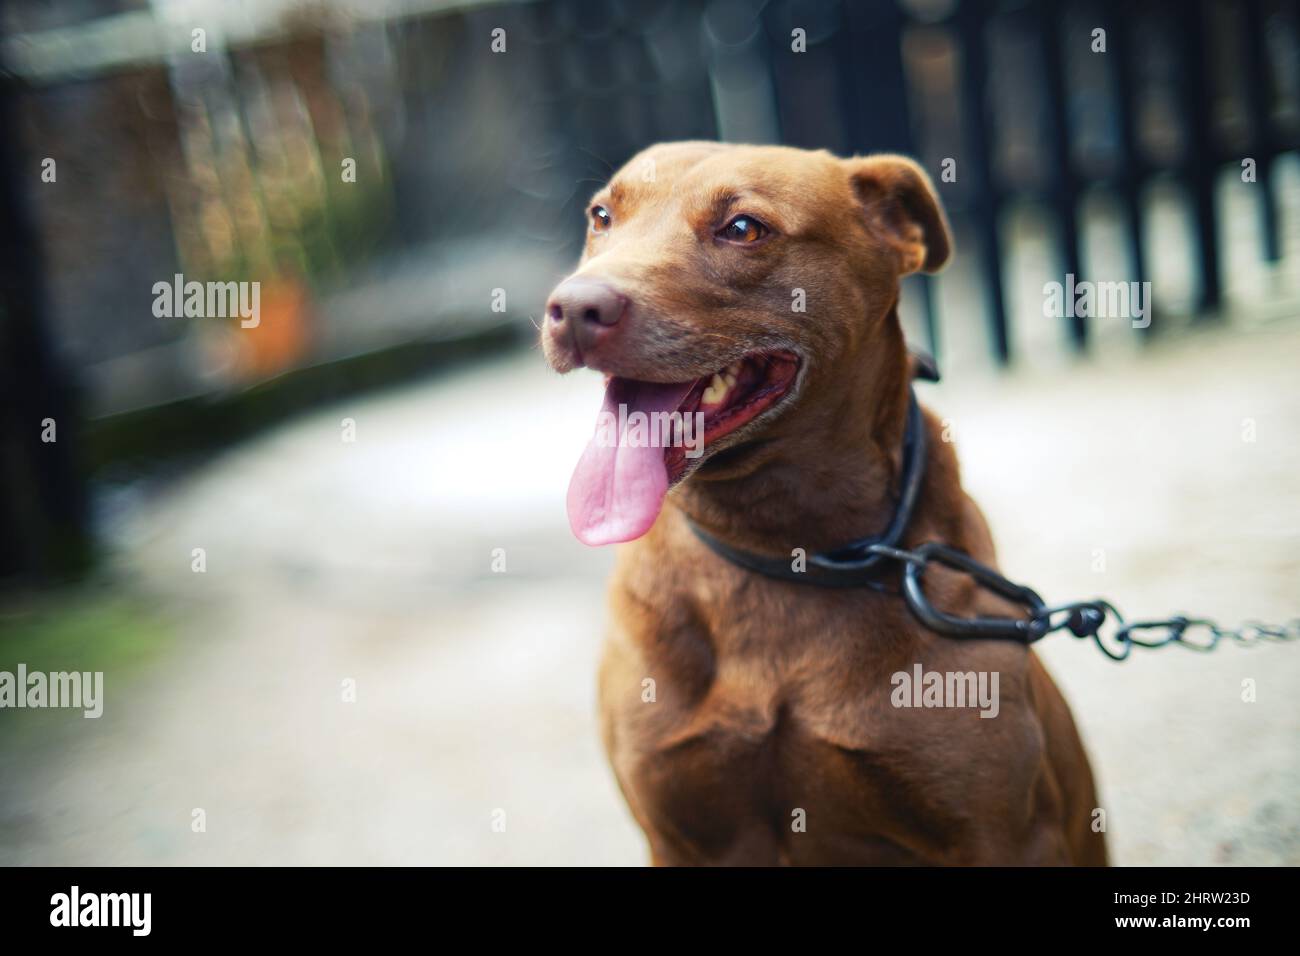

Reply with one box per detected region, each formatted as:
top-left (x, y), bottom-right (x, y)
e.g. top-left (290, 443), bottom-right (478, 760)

top-left (567, 377), bottom-right (696, 545)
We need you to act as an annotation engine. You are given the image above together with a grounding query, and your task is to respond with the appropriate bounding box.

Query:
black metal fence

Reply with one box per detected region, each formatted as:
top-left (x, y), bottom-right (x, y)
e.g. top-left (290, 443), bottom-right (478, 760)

top-left (505, 0), bottom-right (1299, 361)
top-left (1, 0), bottom-right (1298, 579)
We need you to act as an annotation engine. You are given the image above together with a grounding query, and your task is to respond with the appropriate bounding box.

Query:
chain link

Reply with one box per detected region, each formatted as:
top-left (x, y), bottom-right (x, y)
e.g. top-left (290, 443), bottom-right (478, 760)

top-left (867, 543), bottom-right (1300, 661)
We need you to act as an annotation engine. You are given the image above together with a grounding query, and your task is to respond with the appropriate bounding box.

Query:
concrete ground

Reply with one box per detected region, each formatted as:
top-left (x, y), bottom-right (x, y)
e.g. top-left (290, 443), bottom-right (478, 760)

top-left (1, 316), bottom-right (1298, 866)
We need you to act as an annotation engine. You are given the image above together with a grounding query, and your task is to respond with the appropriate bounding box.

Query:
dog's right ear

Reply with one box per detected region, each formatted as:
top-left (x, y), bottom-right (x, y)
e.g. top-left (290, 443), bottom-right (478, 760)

top-left (844, 155), bottom-right (951, 275)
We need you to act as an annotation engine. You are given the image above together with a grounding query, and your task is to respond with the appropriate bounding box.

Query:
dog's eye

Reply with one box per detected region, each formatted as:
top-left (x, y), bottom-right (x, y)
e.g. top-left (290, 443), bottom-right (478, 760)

top-left (718, 215), bottom-right (769, 244)
top-left (590, 205), bottom-right (612, 233)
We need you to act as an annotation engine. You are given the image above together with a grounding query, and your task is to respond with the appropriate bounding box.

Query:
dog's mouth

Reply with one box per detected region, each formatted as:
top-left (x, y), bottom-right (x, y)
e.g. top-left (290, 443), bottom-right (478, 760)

top-left (566, 350), bottom-right (800, 546)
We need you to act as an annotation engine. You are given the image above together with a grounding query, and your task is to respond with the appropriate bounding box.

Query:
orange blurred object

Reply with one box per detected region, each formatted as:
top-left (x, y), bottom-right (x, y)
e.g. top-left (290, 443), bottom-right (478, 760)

top-left (231, 276), bottom-right (313, 382)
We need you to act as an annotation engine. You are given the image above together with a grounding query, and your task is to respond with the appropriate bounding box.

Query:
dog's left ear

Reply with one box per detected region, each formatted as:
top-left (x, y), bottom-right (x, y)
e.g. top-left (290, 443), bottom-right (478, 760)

top-left (845, 155), bottom-right (951, 275)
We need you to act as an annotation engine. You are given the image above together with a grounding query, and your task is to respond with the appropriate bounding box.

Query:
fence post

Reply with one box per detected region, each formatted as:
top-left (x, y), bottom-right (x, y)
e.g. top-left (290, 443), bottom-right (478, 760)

top-left (1174, 0), bottom-right (1223, 315)
top-left (0, 72), bottom-right (90, 580)
top-left (956, 0), bottom-right (1010, 364)
top-left (1103, 0), bottom-right (1152, 336)
top-left (1242, 0), bottom-right (1282, 263)
top-left (1038, 0), bottom-right (1086, 350)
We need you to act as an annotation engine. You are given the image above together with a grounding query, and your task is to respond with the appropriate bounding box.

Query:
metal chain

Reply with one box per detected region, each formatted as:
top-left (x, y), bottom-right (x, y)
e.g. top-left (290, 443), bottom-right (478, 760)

top-left (866, 542), bottom-right (1300, 661)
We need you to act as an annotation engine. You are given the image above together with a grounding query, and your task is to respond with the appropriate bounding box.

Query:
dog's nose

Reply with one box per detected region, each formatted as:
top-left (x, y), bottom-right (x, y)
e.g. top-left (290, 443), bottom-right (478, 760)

top-left (548, 278), bottom-right (626, 331)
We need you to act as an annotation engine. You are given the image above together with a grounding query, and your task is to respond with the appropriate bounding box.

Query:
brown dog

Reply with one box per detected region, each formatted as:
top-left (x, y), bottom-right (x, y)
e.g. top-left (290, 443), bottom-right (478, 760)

top-left (543, 142), bottom-right (1107, 866)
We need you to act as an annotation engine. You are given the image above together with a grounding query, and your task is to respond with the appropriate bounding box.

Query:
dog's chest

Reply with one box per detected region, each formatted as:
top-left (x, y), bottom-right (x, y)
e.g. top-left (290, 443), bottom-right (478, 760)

top-left (604, 583), bottom-right (1042, 864)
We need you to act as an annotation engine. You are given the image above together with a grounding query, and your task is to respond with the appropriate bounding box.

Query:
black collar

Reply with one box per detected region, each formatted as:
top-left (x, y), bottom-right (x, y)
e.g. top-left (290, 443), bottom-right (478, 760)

top-left (686, 375), bottom-right (931, 590)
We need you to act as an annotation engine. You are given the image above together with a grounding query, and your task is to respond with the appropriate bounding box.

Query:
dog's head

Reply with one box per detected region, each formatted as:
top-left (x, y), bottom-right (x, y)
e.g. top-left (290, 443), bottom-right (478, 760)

top-left (543, 142), bottom-right (950, 545)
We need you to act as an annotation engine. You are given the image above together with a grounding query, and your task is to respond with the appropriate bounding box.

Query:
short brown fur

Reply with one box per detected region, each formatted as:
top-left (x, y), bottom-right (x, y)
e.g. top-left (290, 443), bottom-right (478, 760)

top-left (544, 142), bottom-right (1107, 866)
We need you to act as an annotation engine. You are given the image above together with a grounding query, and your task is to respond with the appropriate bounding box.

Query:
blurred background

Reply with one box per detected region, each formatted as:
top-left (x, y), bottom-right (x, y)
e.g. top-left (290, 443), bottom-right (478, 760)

top-left (1, 0), bottom-right (1298, 865)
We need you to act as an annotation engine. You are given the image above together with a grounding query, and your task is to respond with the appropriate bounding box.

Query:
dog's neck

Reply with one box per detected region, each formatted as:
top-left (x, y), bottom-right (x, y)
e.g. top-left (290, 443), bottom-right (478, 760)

top-left (672, 309), bottom-right (915, 557)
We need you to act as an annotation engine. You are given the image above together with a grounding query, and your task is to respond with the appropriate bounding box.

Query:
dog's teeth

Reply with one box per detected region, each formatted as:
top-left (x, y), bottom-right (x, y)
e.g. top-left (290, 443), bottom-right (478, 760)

top-left (726, 361), bottom-right (742, 378)
top-left (701, 373), bottom-right (729, 405)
